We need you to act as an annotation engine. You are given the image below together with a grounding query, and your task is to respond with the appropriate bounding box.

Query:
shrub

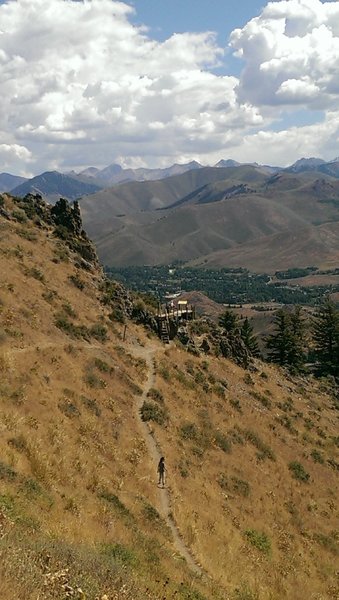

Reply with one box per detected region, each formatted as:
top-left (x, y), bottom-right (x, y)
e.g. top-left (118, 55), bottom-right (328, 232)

top-left (12, 209), bottom-right (28, 223)
top-left (8, 435), bottom-right (28, 453)
top-left (313, 532), bottom-right (339, 555)
top-left (0, 461), bottom-right (17, 481)
top-left (94, 358), bottom-right (112, 374)
top-left (90, 323), bottom-right (108, 342)
top-left (214, 432), bottom-right (232, 454)
top-left (25, 267), bottom-right (45, 282)
top-left (231, 477), bottom-right (250, 497)
top-left (243, 429), bottom-right (275, 461)
top-left (244, 529), bottom-right (271, 554)
top-left (140, 401), bottom-right (168, 425)
top-left (102, 543), bottom-right (138, 566)
top-left (230, 398), bottom-right (242, 412)
top-left (289, 461), bottom-right (310, 482)
top-left (58, 400), bottom-right (81, 418)
top-left (17, 228), bottom-right (37, 241)
top-left (147, 388), bottom-right (164, 403)
top-left (179, 422), bottom-right (199, 441)
top-left (243, 373), bottom-right (254, 385)
top-left (99, 490), bottom-right (130, 518)
top-left (61, 302), bottom-right (77, 318)
top-left (81, 395), bottom-right (101, 417)
top-left (84, 372), bottom-right (106, 389)
top-left (310, 449), bottom-right (324, 464)
top-left (69, 274), bottom-right (85, 290)
top-left (142, 502), bottom-right (162, 523)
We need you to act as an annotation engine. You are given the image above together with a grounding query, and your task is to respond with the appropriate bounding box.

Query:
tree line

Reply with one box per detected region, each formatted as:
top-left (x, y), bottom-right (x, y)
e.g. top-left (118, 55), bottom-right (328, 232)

top-left (219, 298), bottom-right (339, 377)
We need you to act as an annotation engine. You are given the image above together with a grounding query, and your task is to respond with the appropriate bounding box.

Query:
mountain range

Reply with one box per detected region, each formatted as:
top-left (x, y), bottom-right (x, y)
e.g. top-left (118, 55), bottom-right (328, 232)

top-left (2, 156), bottom-right (339, 272)
top-left (79, 164), bottom-right (339, 272)
top-left (3, 156), bottom-right (339, 200)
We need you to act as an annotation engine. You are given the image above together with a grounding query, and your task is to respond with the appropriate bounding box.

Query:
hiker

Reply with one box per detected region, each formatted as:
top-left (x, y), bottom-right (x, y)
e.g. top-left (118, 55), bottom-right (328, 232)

top-left (157, 456), bottom-right (166, 487)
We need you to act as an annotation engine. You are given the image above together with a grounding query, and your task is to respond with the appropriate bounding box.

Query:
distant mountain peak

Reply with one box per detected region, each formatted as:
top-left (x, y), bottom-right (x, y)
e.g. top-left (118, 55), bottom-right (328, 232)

top-left (214, 159), bottom-right (241, 168)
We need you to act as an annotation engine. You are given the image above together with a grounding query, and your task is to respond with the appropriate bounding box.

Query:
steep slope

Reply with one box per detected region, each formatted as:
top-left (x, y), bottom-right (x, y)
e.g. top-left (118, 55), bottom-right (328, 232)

top-left (0, 193), bottom-right (338, 600)
top-left (189, 222), bottom-right (339, 272)
top-left (80, 165), bottom-right (266, 232)
top-left (80, 168), bottom-right (339, 270)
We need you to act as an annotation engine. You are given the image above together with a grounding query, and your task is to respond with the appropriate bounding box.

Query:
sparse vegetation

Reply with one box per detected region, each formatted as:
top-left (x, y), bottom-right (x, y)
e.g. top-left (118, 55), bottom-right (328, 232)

top-left (243, 428), bottom-right (275, 461)
top-left (288, 461), bottom-right (310, 482)
top-left (0, 191), bottom-right (338, 600)
top-left (214, 431), bottom-right (232, 453)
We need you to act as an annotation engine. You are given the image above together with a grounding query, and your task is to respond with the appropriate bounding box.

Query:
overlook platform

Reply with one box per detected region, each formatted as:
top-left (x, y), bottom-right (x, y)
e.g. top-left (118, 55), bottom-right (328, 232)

top-left (156, 300), bottom-right (195, 343)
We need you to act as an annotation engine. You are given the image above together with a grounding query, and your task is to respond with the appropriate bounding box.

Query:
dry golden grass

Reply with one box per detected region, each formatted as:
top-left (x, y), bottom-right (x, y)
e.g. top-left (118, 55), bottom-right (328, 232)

top-left (0, 195), bottom-right (338, 600)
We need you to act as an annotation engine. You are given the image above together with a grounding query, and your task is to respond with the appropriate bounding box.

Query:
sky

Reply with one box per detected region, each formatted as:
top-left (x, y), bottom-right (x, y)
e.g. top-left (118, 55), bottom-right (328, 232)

top-left (0, 0), bottom-right (339, 176)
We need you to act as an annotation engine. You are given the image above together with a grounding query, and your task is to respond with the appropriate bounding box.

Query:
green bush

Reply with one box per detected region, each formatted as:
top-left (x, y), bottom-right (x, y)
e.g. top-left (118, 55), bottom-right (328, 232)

top-left (310, 449), bottom-right (324, 464)
top-left (147, 388), bottom-right (164, 403)
top-left (244, 529), bottom-right (271, 554)
top-left (94, 358), bottom-right (112, 374)
top-left (12, 209), bottom-right (28, 223)
top-left (102, 543), bottom-right (138, 566)
top-left (140, 401), bottom-right (168, 425)
top-left (289, 461), bottom-right (310, 482)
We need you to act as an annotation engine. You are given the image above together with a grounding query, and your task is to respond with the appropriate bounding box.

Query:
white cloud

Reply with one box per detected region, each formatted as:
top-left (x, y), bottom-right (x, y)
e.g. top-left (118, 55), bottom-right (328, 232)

top-left (0, 0), bottom-right (338, 174)
top-left (230, 0), bottom-right (339, 110)
top-left (0, 142), bottom-right (32, 174)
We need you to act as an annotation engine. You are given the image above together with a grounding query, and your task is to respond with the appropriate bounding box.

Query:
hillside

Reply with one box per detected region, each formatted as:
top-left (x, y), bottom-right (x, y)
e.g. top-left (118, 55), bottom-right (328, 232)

top-left (0, 193), bottom-right (338, 600)
top-left (0, 172), bottom-right (27, 192)
top-left (11, 171), bottom-right (102, 202)
top-left (80, 168), bottom-right (339, 271)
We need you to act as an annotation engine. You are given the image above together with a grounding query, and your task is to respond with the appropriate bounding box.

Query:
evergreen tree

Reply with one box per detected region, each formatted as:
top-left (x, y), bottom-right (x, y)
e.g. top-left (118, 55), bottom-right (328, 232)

top-left (312, 298), bottom-right (339, 376)
top-left (240, 317), bottom-right (260, 357)
top-left (265, 306), bottom-right (305, 370)
top-left (219, 310), bottom-right (238, 333)
top-left (288, 305), bottom-right (306, 370)
top-left (265, 309), bottom-right (292, 366)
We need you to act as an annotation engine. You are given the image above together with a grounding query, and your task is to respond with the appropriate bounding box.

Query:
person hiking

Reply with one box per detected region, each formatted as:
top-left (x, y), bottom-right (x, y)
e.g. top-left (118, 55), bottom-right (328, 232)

top-left (157, 457), bottom-right (166, 488)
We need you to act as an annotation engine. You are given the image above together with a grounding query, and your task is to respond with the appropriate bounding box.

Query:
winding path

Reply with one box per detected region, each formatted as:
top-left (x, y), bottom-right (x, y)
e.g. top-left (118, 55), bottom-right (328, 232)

top-left (127, 341), bottom-right (203, 576)
top-left (6, 338), bottom-right (203, 575)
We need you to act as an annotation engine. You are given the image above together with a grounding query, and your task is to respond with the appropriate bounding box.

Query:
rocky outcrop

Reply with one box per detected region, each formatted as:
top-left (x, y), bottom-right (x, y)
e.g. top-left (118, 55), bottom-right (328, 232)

top-left (177, 318), bottom-right (253, 368)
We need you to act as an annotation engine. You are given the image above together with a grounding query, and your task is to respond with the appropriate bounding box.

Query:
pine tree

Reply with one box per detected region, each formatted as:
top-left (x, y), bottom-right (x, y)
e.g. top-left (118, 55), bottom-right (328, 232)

top-left (288, 305), bottom-right (306, 370)
top-left (240, 317), bottom-right (260, 357)
top-left (219, 310), bottom-right (238, 333)
top-left (312, 298), bottom-right (339, 376)
top-left (265, 306), bottom-right (305, 370)
top-left (265, 309), bottom-right (292, 366)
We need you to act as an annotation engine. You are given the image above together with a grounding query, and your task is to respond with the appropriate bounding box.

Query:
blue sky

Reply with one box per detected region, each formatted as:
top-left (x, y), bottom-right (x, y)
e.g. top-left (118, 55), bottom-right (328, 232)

top-left (0, 0), bottom-right (338, 175)
top-left (129, 0), bottom-right (266, 75)
top-left (130, 0), bottom-right (263, 38)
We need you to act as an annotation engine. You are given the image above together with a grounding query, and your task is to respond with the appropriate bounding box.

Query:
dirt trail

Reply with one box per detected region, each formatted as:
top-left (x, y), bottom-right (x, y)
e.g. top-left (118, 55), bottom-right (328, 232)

top-left (127, 341), bottom-right (203, 576)
top-left (6, 338), bottom-right (202, 575)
